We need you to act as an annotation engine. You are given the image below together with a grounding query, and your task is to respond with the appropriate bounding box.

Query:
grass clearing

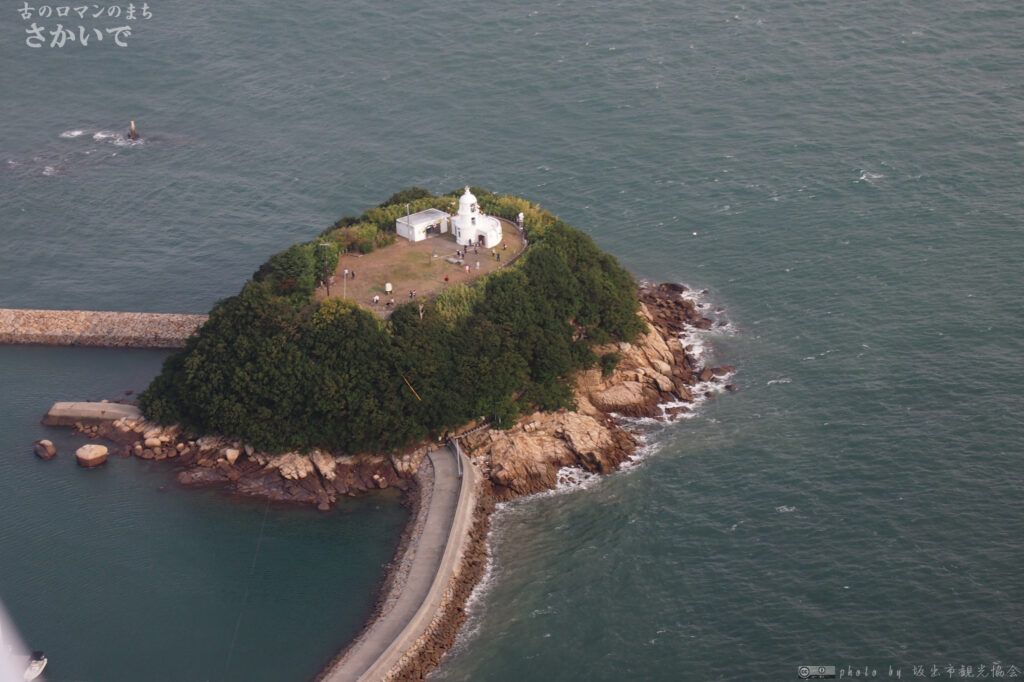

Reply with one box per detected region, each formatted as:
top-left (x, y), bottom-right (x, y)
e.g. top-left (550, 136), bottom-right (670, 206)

top-left (315, 219), bottom-right (525, 317)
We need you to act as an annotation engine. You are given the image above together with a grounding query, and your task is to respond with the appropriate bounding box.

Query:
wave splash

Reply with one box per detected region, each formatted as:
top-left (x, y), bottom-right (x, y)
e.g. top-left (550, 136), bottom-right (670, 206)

top-left (5, 126), bottom-right (148, 177)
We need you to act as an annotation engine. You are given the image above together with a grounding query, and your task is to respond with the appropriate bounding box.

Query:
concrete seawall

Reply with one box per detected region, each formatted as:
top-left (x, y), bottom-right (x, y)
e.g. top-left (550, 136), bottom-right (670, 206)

top-left (0, 308), bottom-right (207, 349)
top-left (320, 445), bottom-right (477, 682)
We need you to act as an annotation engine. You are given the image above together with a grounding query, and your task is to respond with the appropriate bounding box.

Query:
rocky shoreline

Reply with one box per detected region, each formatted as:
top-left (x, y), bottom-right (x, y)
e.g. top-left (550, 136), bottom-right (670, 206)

top-left (52, 282), bottom-right (732, 681)
top-left (360, 282), bottom-right (735, 679)
top-left (61, 283), bottom-right (731, 511)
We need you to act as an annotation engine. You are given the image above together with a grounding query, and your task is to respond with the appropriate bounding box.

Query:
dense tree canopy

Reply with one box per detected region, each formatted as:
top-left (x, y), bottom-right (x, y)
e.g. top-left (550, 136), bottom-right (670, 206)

top-left (139, 188), bottom-right (646, 453)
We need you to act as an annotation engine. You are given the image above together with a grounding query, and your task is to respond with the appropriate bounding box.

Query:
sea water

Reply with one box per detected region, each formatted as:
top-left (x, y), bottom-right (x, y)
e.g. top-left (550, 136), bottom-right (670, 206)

top-left (2, 0), bottom-right (1022, 680)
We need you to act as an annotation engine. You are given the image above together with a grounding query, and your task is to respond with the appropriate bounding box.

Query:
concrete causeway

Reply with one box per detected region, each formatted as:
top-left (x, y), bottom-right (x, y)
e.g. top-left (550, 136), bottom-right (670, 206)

top-left (321, 444), bottom-right (477, 682)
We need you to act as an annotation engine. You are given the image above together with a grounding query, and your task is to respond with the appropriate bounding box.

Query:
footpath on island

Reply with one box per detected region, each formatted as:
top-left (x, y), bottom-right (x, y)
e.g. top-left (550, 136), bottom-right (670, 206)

top-left (38, 282), bottom-right (734, 681)
top-left (317, 444), bottom-right (477, 682)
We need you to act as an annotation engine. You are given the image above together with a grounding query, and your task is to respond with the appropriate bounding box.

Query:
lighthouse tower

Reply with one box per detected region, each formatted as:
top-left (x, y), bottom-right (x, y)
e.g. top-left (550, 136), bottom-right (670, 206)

top-left (451, 187), bottom-right (502, 248)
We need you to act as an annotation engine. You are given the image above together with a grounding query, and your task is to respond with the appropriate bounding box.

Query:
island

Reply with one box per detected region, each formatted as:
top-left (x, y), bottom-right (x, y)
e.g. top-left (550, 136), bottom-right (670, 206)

top-left (52, 187), bottom-right (734, 680)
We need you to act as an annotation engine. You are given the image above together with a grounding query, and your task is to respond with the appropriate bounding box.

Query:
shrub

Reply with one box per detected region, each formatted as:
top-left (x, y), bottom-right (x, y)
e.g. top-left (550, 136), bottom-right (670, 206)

top-left (600, 352), bottom-right (621, 376)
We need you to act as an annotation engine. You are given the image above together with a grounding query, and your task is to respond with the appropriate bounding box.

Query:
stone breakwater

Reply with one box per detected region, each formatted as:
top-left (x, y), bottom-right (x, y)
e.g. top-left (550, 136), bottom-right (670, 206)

top-left (0, 308), bottom-right (207, 348)
top-left (383, 482), bottom-right (493, 681)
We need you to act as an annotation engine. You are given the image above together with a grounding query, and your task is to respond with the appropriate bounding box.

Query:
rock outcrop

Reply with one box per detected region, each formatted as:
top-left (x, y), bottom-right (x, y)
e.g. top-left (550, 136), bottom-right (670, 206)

top-left (74, 415), bottom-right (409, 509)
top-left (34, 439), bottom-right (57, 460)
top-left (464, 410), bottom-right (636, 500)
top-left (459, 283), bottom-right (734, 501)
top-left (75, 444), bottom-right (108, 467)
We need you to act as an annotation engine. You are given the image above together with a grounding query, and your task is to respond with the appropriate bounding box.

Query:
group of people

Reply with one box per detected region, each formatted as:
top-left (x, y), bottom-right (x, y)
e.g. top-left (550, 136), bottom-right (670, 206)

top-left (366, 240), bottom-right (515, 312)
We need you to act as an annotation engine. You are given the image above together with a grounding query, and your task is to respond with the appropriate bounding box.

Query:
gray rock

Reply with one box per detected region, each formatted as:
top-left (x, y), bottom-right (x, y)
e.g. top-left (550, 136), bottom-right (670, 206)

top-left (34, 439), bottom-right (57, 460)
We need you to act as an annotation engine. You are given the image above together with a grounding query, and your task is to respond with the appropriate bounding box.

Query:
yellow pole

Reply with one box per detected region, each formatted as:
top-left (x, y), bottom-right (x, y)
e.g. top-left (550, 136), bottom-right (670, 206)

top-left (402, 375), bottom-right (422, 401)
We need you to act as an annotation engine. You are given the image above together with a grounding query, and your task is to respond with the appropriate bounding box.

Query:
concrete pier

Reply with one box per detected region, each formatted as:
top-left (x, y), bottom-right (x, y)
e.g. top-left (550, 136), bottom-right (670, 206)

top-left (0, 308), bottom-right (207, 349)
top-left (42, 401), bottom-right (142, 427)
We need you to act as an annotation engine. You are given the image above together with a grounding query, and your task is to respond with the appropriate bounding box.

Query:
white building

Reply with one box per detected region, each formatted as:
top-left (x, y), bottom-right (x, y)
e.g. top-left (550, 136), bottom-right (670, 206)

top-left (451, 187), bottom-right (503, 249)
top-left (395, 208), bottom-right (450, 243)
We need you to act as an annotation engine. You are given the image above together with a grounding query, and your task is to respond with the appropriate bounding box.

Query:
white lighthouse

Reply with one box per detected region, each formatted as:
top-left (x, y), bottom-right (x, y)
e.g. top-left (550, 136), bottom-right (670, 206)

top-left (451, 187), bottom-right (503, 248)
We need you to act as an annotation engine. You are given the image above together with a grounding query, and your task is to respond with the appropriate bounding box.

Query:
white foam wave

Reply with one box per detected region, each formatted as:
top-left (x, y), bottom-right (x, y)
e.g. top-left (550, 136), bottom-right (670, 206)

top-left (766, 378), bottom-right (791, 385)
top-left (857, 170), bottom-right (884, 183)
top-left (638, 284), bottom-right (737, 423)
top-left (41, 166), bottom-right (58, 176)
top-left (555, 467), bottom-right (598, 489)
top-left (775, 505), bottom-right (797, 513)
top-left (525, 467), bottom-right (602, 500)
top-left (60, 129), bottom-right (85, 138)
top-left (446, 502), bottom-right (518, 659)
top-left (523, 436), bottom-right (662, 501)
top-left (618, 437), bottom-right (661, 471)
top-left (456, 542), bottom-right (497, 644)
top-left (91, 130), bottom-right (144, 148)
top-left (112, 136), bottom-right (144, 147)
top-left (655, 369), bottom-right (733, 423)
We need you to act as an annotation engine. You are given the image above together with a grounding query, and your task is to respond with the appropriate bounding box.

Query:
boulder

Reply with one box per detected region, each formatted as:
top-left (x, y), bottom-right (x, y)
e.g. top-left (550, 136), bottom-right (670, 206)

top-left (76, 444), bottom-right (108, 468)
top-left (34, 439), bottom-right (57, 460)
top-left (311, 449), bottom-right (336, 481)
top-left (270, 452), bottom-right (314, 480)
top-left (658, 282), bottom-right (688, 293)
top-left (589, 382), bottom-right (647, 413)
top-left (144, 437), bottom-right (162, 449)
top-left (222, 447), bottom-right (240, 465)
top-left (651, 371), bottom-right (675, 393)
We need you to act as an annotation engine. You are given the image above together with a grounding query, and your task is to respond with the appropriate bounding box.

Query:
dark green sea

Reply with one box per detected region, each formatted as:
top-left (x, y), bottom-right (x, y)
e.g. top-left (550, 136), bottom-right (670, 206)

top-left (2, 1), bottom-right (1022, 680)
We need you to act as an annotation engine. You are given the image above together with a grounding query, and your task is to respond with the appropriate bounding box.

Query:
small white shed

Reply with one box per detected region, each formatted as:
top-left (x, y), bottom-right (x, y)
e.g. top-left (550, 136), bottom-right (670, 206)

top-left (396, 208), bottom-right (451, 242)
